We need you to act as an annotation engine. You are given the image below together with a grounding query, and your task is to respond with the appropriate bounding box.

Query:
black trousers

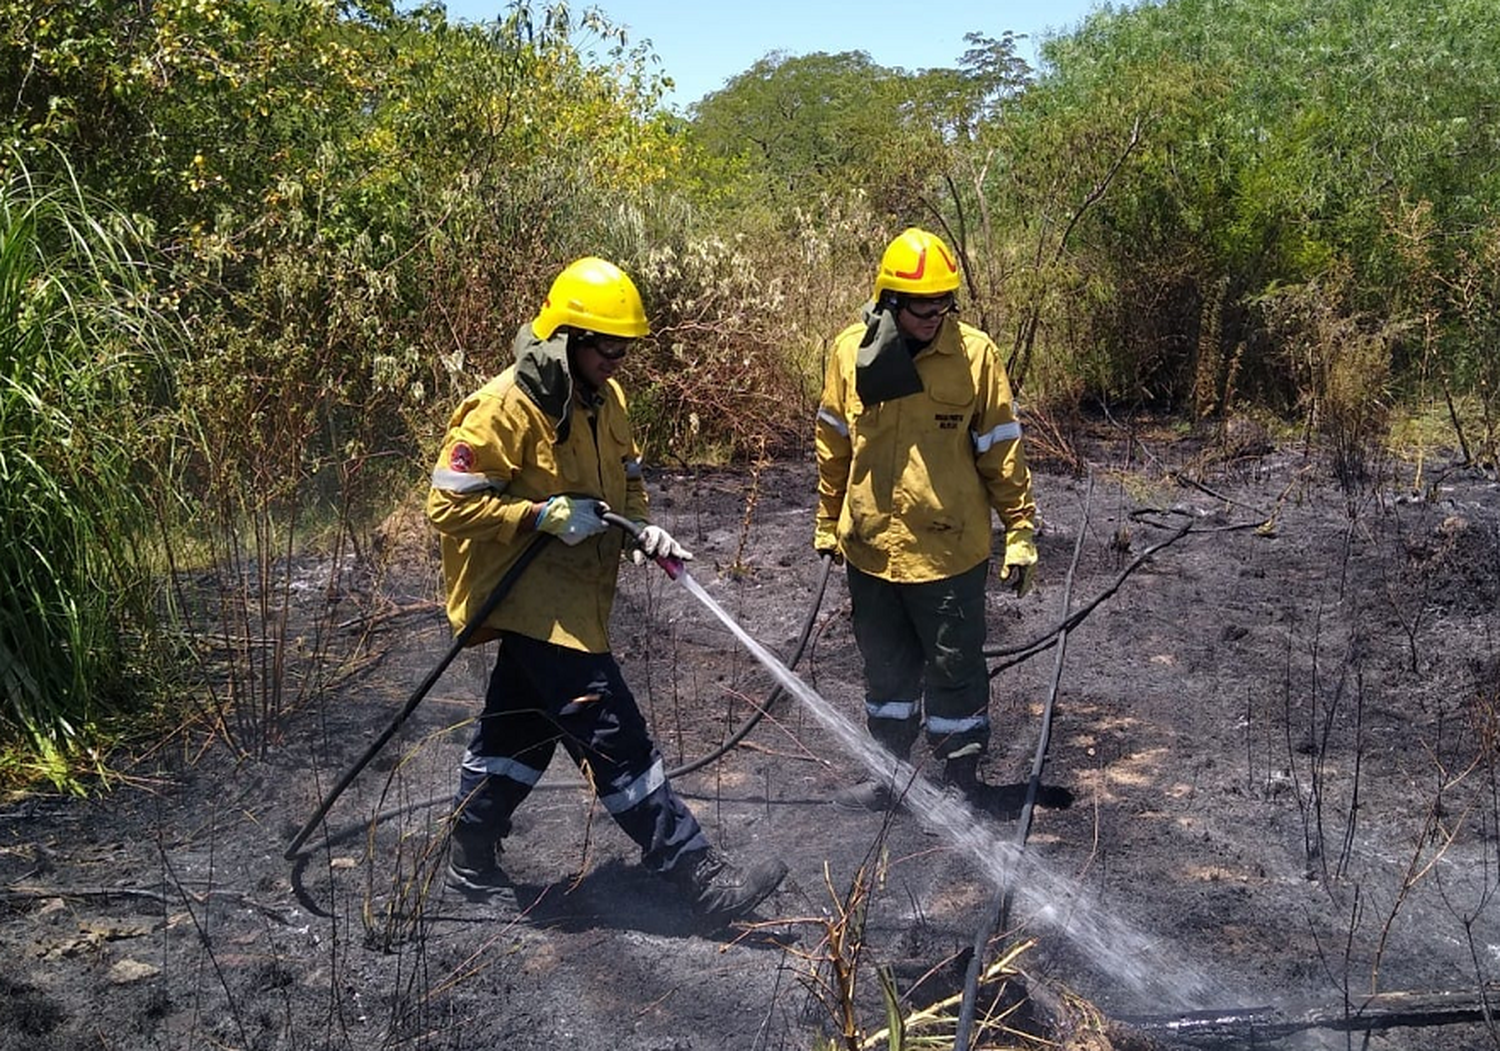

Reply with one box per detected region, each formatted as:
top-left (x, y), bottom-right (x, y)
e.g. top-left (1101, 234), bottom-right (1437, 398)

top-left (451, 631), bottom-right (708, 873)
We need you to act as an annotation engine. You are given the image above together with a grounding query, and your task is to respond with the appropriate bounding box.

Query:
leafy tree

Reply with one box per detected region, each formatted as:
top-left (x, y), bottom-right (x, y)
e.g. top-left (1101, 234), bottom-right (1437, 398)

top-left (0, 0), bottom-right (694, 768)
top-left (994, 0), bottom-right (1500, 410)
top-left (690, 49), bottom-right (932, 218)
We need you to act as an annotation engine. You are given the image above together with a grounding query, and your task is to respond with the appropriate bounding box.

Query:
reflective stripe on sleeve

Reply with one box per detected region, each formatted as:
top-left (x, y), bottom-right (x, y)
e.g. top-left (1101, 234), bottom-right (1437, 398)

top-left (598, 757), bottom-right (667, 814)
top-left (431, 467), bottom-right (504, 494)
top-left (865, 699), bottom-right (919, 721)
top-left (971, 419), bottom-right (1022, 455)
top-left (461, 750), bottom-right (545, 784)
top-left (927, 714), bottom-right (990, 735)
top-left (817, 407), bottom-right (849, 438)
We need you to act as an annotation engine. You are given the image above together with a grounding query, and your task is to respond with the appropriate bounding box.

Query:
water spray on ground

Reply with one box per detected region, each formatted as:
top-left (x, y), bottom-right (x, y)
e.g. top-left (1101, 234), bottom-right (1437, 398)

top-left (674, 568), bottom-right (1226, 1011)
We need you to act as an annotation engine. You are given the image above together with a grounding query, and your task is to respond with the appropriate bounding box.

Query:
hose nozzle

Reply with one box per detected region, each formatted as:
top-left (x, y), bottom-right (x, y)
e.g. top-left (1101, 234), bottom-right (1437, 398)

top-left (601, 510), bottom-right (684, 579)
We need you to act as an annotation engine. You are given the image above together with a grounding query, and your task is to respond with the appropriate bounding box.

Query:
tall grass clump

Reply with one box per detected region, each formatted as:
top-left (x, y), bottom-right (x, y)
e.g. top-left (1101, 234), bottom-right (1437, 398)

top-left (0, 156), bottom-right (178, 788)
top-left (1258, 271), bottom-right (1404, 493)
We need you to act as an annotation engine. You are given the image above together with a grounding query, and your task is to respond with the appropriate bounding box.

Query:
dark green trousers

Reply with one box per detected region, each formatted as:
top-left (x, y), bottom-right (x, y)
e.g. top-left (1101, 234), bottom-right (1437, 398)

top-left (846, 559), bottom-right (991, 761)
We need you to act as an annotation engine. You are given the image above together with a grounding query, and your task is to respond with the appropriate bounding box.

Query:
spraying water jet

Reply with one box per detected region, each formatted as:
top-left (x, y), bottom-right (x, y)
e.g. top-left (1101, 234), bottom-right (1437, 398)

top-left (646, 549), bottom-right (1223, 1012)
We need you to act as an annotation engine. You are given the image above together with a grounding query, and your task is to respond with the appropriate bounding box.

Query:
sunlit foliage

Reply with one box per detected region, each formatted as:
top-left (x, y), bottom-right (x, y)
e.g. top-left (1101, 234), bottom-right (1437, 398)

top-left (3, 0), bottom-right (1500, 773)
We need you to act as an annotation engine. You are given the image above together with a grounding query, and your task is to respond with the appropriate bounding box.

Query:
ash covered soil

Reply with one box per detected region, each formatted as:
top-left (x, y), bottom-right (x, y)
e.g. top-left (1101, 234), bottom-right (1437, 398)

top-left (3, 425), bottom-right (1500, 1051)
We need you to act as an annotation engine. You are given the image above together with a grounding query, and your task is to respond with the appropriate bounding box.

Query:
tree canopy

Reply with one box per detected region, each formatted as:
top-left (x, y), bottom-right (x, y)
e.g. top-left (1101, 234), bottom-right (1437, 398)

top-left (5, 0), bottom-right (1500, 771)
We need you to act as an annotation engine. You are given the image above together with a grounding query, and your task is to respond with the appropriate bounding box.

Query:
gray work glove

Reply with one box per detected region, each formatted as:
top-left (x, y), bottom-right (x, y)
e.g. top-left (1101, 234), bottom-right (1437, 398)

top-left (630, 523), bottom-right (693, 566)
top-left (535, 496), bottom-right (607, 546)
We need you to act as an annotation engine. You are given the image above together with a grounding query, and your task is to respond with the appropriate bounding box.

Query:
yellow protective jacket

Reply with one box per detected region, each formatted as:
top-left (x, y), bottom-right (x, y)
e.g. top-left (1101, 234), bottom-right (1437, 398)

top-left (814, 308), bottom-right (1035, 583)
top-left (426, 327), bottom-right (648, 653)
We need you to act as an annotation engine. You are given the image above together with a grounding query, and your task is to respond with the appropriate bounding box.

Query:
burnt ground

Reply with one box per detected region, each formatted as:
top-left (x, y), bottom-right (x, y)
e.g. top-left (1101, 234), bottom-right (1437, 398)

top-left (3, 424), bottom-right (1500, 1050)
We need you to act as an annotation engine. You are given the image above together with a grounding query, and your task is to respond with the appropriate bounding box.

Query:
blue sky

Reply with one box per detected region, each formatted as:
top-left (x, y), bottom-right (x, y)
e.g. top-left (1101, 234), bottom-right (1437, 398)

top-left (435, 1), bottom-right (1111, 111)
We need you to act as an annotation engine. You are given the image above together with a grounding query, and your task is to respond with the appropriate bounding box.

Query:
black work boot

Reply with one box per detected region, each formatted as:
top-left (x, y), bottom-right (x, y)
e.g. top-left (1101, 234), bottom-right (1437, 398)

top-left (831, 745), bottom-right (912, 812)
top-left (831, 778), bottom-right (900, 812)
top-left (941, 753), bottom-right (983, 799)
top-left (914, 751), bottom-right (991, 834)
top-left (446, 832), bottom-right (513, 899)
top-left (670, 848), bottom-right (787, 924)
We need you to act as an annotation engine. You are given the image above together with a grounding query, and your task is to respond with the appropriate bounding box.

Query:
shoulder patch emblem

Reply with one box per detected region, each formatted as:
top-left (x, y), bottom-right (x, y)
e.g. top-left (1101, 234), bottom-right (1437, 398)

top-left (449, 442), bottom-right (475, 472)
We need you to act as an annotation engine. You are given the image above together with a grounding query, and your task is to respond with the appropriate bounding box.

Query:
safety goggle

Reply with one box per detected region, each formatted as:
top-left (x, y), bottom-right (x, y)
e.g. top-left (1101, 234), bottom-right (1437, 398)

top-left (580, 336), bottom-right (631, 360)
top-left (899, 295), bottom-right (957, 320)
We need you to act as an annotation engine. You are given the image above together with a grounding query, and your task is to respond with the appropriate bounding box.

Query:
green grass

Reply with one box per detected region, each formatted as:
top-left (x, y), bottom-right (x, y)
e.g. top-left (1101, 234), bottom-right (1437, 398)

top-left (0, 152), bottom-right (181, 789)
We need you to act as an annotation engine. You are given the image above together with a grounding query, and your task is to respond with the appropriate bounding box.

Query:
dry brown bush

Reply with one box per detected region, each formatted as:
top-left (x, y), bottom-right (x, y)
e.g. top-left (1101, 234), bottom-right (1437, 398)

top-left (1258, 271), bottom-right (1409, 491)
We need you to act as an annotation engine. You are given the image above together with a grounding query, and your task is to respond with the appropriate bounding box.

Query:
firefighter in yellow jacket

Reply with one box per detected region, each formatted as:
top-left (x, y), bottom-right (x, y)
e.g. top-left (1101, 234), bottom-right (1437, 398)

top-left (814, 228), bottom-right (1037, 811)
top-left (427, 257), bottom-right (785, 922)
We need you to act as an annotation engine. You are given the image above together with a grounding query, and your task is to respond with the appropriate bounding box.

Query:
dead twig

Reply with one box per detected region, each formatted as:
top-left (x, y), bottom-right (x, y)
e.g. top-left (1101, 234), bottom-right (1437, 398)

top-left (0, 882), bottom-right (298, 926)
top-left (985, 516), bottom-right (1200, 675)
top-left (730, 740), bottom-right (826, 764)
top-left (333, 599), bottom-right (441, 633)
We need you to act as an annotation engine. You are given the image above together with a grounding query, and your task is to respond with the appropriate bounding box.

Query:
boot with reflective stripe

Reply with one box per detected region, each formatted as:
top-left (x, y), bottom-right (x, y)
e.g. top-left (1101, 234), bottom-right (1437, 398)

top-left (670, 848), bottom-right (787, 923)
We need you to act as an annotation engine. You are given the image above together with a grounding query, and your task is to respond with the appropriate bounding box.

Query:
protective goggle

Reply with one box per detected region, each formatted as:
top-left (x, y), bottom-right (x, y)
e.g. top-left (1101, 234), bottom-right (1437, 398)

top-left (579, 335), bottom-right (631, 360)
top-left (898, 294), bottom-right (957, 320)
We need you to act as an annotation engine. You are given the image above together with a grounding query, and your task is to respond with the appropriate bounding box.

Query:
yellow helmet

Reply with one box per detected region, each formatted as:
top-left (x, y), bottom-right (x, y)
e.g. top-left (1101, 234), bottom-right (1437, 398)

top-left (531, 257), bottom-right (650, 341)
top-left (872, 227), bottom-right (961, 301)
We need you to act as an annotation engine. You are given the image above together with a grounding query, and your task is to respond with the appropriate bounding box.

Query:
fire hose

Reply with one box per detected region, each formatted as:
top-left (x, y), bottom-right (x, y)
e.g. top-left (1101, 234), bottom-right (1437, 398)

top-left (288, 489), bottom-right (1197, 881)
top-left (600, 511), bottom-right (835, 777)
top-left (283, 529), bottom-right (554, 860)
top-left (285, 508), bottom-right (832, 861)
top-left (953, 476), bottom-right (1093, 1050)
